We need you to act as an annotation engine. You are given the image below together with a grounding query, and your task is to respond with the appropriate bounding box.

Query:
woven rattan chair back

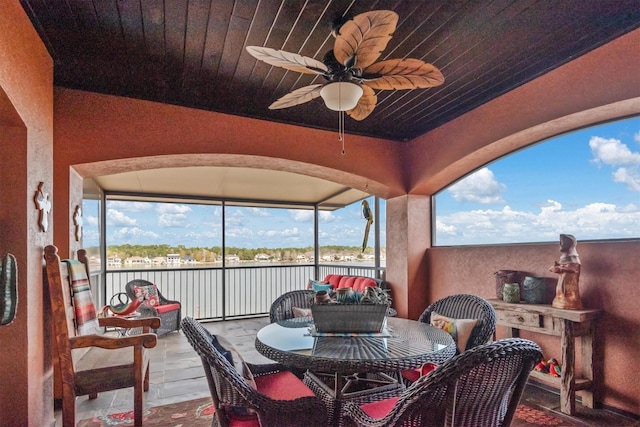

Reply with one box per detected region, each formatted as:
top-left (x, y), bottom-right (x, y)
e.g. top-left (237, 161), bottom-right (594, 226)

top-left (343, 338), bottom-right (542, 427)
top-left (181, 317), bottom-right (328, 427)
top-left (125, 279), bottom-right (182, 336)
top-left (269, 289), bottom-right (315, 322)
top-left (418, 294), bottom-right (497, 351)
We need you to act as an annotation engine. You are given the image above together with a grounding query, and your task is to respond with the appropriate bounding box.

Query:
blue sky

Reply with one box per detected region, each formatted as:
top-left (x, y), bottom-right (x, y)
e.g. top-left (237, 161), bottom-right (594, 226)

top-left (84, 116), bottom-right (639, 249)
top-left (435, 116), bottom-right (640, 245)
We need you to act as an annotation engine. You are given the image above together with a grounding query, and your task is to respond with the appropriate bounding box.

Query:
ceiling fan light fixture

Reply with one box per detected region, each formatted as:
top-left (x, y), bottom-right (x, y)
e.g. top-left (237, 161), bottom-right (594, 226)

top-left (320, 82), bottom-right (363, 111)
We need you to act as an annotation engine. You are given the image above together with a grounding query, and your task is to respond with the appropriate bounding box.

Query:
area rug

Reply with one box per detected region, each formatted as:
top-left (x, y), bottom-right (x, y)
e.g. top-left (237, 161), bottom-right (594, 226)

top-left (78, 398), bottom-right (577, 426)
top-left (77, 397), bottom-right (214, 427)
top-left (512, 404), bottom-right (578, 426)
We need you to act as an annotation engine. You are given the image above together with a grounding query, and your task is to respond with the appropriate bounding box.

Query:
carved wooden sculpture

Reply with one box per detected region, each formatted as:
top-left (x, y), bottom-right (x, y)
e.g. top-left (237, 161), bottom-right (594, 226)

top-left (550, 234), bottom-right (583, 310)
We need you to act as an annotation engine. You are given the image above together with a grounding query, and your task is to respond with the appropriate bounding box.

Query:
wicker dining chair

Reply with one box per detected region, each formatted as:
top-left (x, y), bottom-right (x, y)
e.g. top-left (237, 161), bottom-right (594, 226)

top-left (401, 294), bottom-right (498, 384)
top-left (269, 289), bottom-right (316, 322)
top-left (419, 293), bottom-right (497, 352)
top-left (341, 338), bottom-right (543, 427)
top-left (181, 317), bottom-right (328, 427)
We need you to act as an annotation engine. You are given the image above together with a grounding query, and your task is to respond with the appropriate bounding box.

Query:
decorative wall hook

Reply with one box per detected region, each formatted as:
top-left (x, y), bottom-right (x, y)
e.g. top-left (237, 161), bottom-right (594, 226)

top-left (34, 182), bottom-right (52, 232)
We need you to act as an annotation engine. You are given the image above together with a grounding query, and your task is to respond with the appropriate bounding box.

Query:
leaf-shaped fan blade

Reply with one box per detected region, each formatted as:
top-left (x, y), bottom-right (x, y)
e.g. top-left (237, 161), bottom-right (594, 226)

top-left (334, 10), bottom-right (398, 70)
top-left (363, 58), bottom-right (444, 90)
top-left (269, 84), bottom-right (324, 110)
top-left (246, 46), bottom-right (328, 75)
top-left (347, 85), bottom-right (377, 121)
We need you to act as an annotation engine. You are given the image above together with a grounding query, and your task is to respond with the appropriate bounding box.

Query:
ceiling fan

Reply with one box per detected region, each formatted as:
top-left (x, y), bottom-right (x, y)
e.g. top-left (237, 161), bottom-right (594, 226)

top-left (246, 10), bottom-right (444, 122)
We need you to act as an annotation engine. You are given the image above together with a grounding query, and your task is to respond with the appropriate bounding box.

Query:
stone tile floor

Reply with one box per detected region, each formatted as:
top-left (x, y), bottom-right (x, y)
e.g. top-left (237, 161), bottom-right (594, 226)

top-left (56, 317), bottom-right (638, 426)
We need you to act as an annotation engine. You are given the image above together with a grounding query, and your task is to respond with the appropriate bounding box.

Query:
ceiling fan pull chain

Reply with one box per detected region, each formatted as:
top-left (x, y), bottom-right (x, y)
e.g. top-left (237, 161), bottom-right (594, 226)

top-left (339, 110), bottom-right (346, 155)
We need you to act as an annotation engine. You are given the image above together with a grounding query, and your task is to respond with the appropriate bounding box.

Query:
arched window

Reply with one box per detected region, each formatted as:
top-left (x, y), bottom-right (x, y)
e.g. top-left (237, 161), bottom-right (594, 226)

top-left (433, 116), bottom-right (640, 246)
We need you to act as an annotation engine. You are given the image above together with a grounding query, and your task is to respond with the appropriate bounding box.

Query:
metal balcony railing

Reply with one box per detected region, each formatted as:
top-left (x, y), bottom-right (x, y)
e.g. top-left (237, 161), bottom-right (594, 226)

top-left (97, 264), bottom-right (384, 321)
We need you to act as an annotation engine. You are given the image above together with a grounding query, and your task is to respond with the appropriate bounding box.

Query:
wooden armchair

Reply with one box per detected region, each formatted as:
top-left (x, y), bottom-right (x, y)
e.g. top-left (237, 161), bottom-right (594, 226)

top-left (44, 245), bottom-right (160, 427)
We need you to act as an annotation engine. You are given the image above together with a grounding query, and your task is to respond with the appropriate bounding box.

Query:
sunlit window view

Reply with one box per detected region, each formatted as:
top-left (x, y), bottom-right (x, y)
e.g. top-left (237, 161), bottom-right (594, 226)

top-left (83, 196), bottom-right (385, 268)
top-left (434, 117), bottom-right (640, 245)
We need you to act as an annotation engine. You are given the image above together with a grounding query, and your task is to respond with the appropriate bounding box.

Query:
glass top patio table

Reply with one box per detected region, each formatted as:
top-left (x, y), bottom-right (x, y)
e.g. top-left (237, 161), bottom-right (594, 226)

top-left (255, 317), bottom-right (456, 375)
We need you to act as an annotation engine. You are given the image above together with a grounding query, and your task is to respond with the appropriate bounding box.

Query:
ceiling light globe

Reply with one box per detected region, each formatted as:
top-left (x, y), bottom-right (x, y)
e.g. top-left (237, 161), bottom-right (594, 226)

top-left (320, 82), bottom-right (363, 111)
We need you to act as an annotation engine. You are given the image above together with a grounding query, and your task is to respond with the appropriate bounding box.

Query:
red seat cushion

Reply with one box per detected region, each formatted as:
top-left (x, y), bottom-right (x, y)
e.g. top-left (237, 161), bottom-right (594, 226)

top-left (324, 274), bottom-right (342, 288)
top-left (339, 276), bottom-right (356, 289)
top-left (254, 371), bottom-right (315, 400)
top-left (401, 368), bottom-right (421, 383)
top-left (401, 362), bottom-right (438, 383)
top-left (226, 412), bottom-right (260, 427)
top-left (155, 303), bottom-right (180, 314)
top-left (353, 277), bottom-right (377, 292)
top-left (360, 396), bottom-right (400, 419)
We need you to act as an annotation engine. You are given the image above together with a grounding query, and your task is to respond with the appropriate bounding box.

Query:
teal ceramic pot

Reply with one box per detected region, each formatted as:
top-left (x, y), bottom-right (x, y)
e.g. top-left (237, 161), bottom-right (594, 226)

top-left (502, 282), bottom-right (520, 303)
top-left (522, 276), bottom-right (546, 304)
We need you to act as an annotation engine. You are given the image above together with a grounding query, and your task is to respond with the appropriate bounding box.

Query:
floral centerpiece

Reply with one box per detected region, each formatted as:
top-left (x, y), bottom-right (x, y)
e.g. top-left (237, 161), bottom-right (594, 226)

top-left (311, 286), bottom-right (391, 333)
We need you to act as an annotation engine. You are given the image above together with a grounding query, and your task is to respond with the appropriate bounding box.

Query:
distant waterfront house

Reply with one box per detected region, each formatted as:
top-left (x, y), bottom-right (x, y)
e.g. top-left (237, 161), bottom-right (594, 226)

top-left (225, 254), bottom-right (240, 263)
top-left (296, 254), bottom-right (308, 262)
top-left (182, 255), bottom-right (196, 264)
top-left (107, 256), bottom-right (122, 266)
top-left (254, 253), bottom-right (271, 262)
top-left (152, 256), bottom-right (165, 265)
top-left (166, 254), bottom-right (181, 265)
top-left (124, 256), bottom-right (146, 266)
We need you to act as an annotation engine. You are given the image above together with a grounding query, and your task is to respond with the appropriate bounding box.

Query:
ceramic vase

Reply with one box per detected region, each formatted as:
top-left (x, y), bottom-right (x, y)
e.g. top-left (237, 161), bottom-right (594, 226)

top-left (315, 290), bottom-right (331, 303)
top-left (502, 282), bottom-right (520, 303)
top-left (522, 276), bottom-right (546, 304)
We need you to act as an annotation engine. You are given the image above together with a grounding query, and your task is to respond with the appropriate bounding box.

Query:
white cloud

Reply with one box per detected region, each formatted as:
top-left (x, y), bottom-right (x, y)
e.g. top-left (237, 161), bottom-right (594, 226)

top-left (225, 226), bottom-right (253, 239)
top-left (290, 210), bottom-right (336, 223)
top-left (156, 203), bottom-right (192, 214)
top-left (281, 227), bottom-right (300, 237)
top-left (156, 203), bottom-right (192, 227)
top-left (436, 199), bottom-right (640, 245)
top-left (291, 210), bottom-right (313, 222)
top-left (225, 210), bottom-right (245, 226)
top-left (111, 227), bottom-right (159, 241)
top-left (108, 201), bottom-right (153, 212)
top-left (107, 209), bottom-right (136, 226)
top-left (249, 207), bottom-right (270, 217)
top-left (448, 168), bottom-right (506, 204)
top-left (85, 215), bottom-right (99, 226)
top-left (590, 136), bottom-right (640, 166)
top-left (320, 211), bottom-right (336, 222)
top-left (612, 167), bottom-right (640, 192)
top-left (590, 136), bottom-right (640, 192)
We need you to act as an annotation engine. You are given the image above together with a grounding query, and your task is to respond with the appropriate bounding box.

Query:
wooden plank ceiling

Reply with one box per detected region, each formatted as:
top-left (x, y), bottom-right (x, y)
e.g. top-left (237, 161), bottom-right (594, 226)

top-left (20, 0), bottom-right (640, 143)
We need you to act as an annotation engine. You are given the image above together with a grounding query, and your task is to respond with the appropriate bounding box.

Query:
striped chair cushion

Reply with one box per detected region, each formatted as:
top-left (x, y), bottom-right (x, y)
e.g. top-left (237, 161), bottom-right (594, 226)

top-left (64, 259), bottom-right (100, 336)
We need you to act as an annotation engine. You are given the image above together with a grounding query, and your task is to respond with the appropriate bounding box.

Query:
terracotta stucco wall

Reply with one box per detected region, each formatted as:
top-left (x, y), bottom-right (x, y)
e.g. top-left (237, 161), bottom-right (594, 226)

top-left (428, 241), bottom-right (640, 415)
top-left (52, 88), bottom-right (407, 254)
top-left (0, 2), bottom-right (54, 426)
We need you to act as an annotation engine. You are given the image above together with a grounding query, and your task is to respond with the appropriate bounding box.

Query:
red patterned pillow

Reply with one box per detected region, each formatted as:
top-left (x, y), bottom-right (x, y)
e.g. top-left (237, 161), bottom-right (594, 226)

top-left (134, 284), bottom-right (160, 307)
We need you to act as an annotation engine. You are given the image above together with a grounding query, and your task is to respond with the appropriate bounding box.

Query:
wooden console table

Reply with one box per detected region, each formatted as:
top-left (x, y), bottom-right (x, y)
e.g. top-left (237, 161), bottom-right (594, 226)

top-left (488, 300), bottom-right (602, 415)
